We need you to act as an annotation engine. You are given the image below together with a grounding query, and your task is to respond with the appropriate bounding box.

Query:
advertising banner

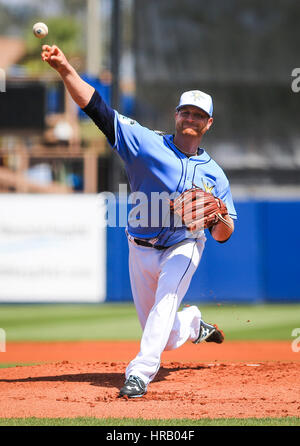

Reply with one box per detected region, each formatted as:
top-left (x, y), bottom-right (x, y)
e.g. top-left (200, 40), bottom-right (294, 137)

top-left (0, 194), bottom-right (106, 302)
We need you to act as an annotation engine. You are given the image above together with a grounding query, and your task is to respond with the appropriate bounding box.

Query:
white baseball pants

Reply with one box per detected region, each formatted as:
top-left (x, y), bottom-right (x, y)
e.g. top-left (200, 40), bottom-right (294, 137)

top-left (125, 236), bottom-right (206, 386)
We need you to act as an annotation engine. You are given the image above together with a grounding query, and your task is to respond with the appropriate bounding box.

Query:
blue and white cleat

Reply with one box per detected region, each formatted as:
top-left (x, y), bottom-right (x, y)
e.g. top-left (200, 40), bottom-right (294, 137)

top-left (193, 320), bottom-right (224, 344)
top-left (119, 375), bottom-right (147, 398)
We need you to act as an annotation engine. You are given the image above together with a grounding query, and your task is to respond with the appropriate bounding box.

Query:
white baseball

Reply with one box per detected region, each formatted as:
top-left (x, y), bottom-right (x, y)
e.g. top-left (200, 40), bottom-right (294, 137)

top-left (33, 22), bottom-right (48, 39)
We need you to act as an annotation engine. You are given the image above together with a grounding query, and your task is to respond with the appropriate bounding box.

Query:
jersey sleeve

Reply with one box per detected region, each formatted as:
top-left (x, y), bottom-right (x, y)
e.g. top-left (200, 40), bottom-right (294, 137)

top-left (82, 89), bottom-right (115, 146)
top-left (82, 90), bottom-right (144, 164)
top-left (214, 167), bottom-right (237, 220)
top-left (111, 111), bottom-right (145, 164)
top-left (218, 180), bottom-right (237, 220)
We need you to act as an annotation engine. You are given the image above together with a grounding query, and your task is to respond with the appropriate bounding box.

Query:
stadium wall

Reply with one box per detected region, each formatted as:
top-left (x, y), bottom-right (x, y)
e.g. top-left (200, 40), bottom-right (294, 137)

top-left (0, 195), bottom-right (299, 303)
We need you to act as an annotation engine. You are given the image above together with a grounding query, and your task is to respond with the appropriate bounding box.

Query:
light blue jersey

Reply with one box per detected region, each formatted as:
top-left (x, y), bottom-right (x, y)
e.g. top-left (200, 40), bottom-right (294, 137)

top-left (112, 112), bottom-right (237, 247)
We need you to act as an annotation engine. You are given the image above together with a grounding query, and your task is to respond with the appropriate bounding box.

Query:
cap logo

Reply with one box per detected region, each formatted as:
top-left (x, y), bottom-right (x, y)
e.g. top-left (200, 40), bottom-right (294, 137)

top-left (191, 91), bottom-right (204, 102)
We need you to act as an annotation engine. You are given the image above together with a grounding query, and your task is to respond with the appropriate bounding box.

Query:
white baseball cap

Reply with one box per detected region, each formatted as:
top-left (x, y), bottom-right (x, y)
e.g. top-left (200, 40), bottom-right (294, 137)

top-left (176, 90), bottom-right (213, 117)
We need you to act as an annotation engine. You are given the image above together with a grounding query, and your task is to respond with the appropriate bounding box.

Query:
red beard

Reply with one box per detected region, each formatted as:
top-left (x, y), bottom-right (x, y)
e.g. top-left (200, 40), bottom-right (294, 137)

top-left (182, 127), bottom-right (199, 136)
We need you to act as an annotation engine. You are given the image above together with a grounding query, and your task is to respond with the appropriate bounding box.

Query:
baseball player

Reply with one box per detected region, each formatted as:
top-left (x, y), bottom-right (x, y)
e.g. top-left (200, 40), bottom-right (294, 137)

top-left (42, 45), bottom-right (237, 399)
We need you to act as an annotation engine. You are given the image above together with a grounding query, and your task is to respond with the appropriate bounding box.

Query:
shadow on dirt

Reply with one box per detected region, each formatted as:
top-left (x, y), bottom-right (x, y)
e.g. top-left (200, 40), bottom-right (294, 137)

top-left (0, 364), bottom-right (210, 388)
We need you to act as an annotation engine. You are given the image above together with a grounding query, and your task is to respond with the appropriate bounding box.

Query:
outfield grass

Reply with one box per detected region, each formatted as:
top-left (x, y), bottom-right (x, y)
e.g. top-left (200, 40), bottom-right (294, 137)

top-left (0, 362), bottom-right (40, 369)
top-left (0, 417), bottom-right (299, 426)
top-left (0, 303), bottom-right (141, 342)
top-left (0, 303), bottom-right (299, 342)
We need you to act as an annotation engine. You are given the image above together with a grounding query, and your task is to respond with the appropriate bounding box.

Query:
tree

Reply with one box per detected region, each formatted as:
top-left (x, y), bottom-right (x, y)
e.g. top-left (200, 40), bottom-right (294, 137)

top-left (21, 16), bottom-right (84, 76)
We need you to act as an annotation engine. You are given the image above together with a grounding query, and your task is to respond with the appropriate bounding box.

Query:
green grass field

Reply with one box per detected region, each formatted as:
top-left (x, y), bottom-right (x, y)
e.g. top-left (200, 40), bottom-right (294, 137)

top-left (0, 417), bottom-right (299, 426)
top-left (0, 302), bottom-right (299, 342)
top-left (0, 302), bottom-right (299, 427)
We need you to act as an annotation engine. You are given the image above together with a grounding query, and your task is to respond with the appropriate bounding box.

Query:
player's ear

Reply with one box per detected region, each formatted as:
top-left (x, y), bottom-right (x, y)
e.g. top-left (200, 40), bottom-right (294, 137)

top-left (206, 117), bottom-right (213, 130)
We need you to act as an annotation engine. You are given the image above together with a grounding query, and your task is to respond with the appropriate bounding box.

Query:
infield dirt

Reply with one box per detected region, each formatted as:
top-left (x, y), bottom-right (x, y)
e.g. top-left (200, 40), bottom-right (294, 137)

top-left (0, 340), bottom-right (299, 419)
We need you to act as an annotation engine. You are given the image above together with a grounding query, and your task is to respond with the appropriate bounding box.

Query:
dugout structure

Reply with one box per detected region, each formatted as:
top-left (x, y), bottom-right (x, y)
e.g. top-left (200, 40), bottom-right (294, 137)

top-left (0, 80), bottom-right (101, 193)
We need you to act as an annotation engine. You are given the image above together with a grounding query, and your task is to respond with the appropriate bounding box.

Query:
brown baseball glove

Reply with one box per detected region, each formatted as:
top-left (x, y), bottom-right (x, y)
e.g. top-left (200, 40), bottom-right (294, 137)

top-left (170, 187), bottom-right (230, 232)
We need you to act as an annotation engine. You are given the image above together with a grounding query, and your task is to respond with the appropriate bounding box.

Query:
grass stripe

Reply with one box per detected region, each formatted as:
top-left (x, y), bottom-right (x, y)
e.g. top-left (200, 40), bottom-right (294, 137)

top-left (0, 417), bottom-right (299, 426)
top-left (0, 303), bottom-right (299, 342)
top-left (0, 362), bottom-right (42, 369)
top-left (0, 304), bottom-right (141, 341)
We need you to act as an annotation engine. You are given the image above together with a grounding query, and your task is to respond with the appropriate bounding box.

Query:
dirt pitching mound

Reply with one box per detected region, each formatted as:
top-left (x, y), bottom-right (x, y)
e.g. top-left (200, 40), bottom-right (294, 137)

top-left (0, 341), bottom-right (299, 419)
